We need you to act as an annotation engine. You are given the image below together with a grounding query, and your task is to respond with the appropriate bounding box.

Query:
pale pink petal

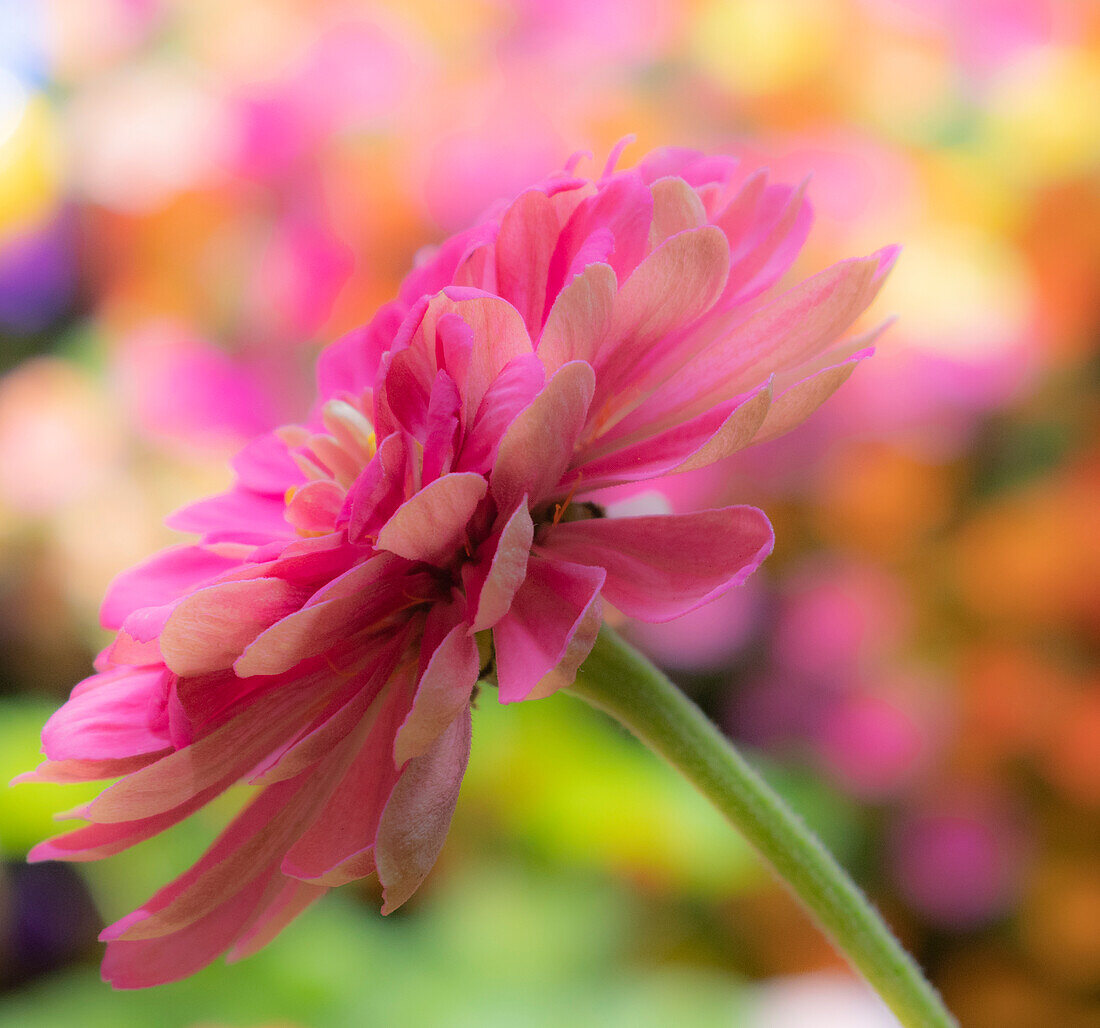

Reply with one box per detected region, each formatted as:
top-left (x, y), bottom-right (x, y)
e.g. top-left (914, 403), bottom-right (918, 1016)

top-left (753, 350), bottom-right (872, 444)
top-left (493, 556), bottom-right (605, 703)
top-left (569, 383), bottom-right (771, 490)
top-left (648, 175), bottom-right (708, 247)
top-left (610, 250), bottom-right (890, 440)
top-left (375, 472), bottom-right (487, 566)
top-left (465, 501), bottom-right (534, 632)
top-left (491, 361), bottom-right (595, 513)
top-left (536, 261), bottom-right (617, 374)
top-left (234, 558), bottom-right (417, 678)
top-left (592, 225), bottom-right (730, 419)
top-left (393, 623), bottom-right (478, 765)
top-left (280, 679), bottom-right (410, 885)
top-left (377, 708), bottom-right (471, 912)
top-left (538, 506), bottom-right (774, 622)
top-left (159, 578), bottom-right (307, 678)
top-left (283, 480), bottom-right (344, 536)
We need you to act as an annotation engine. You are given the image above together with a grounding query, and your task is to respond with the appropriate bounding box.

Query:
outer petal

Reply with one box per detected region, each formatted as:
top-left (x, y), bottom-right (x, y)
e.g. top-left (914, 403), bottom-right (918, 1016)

top-left (568, 383), bottom-right (771, 490)
top-left (166, 487), bottom-right (293, 545)
top-left (280, 675), bottom-right (411, 886)
top-left (376, 707), bottom-right (471, 913)
top-left (493, 556), bottom-right (605, 703)
top-left (42, 667), bottom-right (171, 761)
top-left (491, 361), bottom-right (595, 513)
top-left (537, 506), bottom-right (775, 623)
top-left (592, 225), bottom-right (730, 416)
top-left (393, 622), bottom-right (479, 765)
top-left (753, 349), bottom-right (872, 444)
top-left (100, 546), bottom-right (243, 630)
top-left (102, 870), bottom-right (278, 988)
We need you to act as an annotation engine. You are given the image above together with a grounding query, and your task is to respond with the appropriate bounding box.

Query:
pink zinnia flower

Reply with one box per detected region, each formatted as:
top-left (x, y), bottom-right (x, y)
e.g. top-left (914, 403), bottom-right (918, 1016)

top-left (25, 145), bottom-right (894, 987)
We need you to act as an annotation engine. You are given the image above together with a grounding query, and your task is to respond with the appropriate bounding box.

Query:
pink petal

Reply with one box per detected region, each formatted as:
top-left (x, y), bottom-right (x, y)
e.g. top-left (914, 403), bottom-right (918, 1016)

top-left (375, 472), bottom-right (487, 566)
top-left (493, 556), bottom-right (605, 703)
top-left (393, 623), bottom-right (478, 765)
top-left (545, 170), bottom-right (653, 302)
top-left (226, 878), bottom-right (328, 963)
top-left (42, 667), bottom-right (171, 761)
top-left (495, 189), bottom-right (559, 333)
top-left (377, 707), bottom-right (471, 913)
top-left (457, 354), bottom-right (545, 474)
top-left (159, 578), bottom-right (307, 677)
top-left (465, 501), bottom-right (534, 632)
top-left (345, 431), bottom-right (409, 544)
top-left (84, 673), bottom-right (343, 824)
top-left (103, 739), bottom-right (359, 945)
top-left (231, 431), bottom-right (302, 495)
top-left (491, 361), bottom-right (595, 513)
top-left (166, 486), bottom-right (294, 545)
top-left (234, 556), bottom-right (417, 678)
top-left (102, 870), bottom-right (278, 988)
top-left (611, 249), bottom-right (890, 440)
top-left (538, 506), bottom-right (774, 623)
top-left (100, 546), bottom-right (243, 630)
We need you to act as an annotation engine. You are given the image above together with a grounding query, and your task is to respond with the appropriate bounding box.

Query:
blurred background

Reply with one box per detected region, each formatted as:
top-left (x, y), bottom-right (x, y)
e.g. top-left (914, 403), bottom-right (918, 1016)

top-left (0, 1), bottom-right (1098, 1025)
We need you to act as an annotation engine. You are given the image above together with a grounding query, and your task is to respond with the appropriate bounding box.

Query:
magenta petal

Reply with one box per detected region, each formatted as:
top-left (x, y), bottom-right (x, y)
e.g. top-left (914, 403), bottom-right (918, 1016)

top-left (166, 486), bottom-right (294, 545)
top-left (491, 360), bottom-right (595, 513)
top-left (457, 354), bottom-right (545, 474)
top-left (495, 189), bottom-right (559, 334)
top-left (42, 667), bottom-right (171, 761)
top-left (100, 546), bottom-right (243, 630)
top-left (377, 707), bottom-right (471, 913)
top-left (538, 506), bottom-right (774, 622)
top-left (375, 472), bottom-right (487, 566)
top-left (493, 556), bottom-right (605, 703)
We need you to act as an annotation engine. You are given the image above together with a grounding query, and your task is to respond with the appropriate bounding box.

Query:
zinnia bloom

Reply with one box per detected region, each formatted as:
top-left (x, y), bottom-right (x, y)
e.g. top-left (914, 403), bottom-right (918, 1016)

top-left (25, 145), bottom-right (895, 987)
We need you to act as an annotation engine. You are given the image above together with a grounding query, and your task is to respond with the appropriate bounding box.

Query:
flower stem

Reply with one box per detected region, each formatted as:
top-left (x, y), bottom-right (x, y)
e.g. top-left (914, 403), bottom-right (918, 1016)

top-left (569, 624), bottom-right (957, 1028)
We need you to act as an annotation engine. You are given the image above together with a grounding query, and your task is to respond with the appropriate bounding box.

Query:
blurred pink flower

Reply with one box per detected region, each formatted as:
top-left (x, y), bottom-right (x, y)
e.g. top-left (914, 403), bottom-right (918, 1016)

top-left (26, 146), bottom-right (892, 986)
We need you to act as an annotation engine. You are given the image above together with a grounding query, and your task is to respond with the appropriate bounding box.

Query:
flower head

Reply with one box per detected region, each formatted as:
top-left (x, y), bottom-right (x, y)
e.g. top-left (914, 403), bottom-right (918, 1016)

top-left (24, 145), bottom-right (894, 987)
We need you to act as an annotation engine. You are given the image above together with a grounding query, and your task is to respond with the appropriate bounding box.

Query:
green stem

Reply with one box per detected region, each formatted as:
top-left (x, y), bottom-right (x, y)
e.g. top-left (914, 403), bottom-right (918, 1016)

top-left (568, 624), bottom-right (956, 1028)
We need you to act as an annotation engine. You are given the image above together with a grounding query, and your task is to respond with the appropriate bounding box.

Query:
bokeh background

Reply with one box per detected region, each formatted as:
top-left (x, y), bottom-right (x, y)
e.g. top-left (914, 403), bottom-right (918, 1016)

top-left (1, 1), bottom-right (1098, 1025)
